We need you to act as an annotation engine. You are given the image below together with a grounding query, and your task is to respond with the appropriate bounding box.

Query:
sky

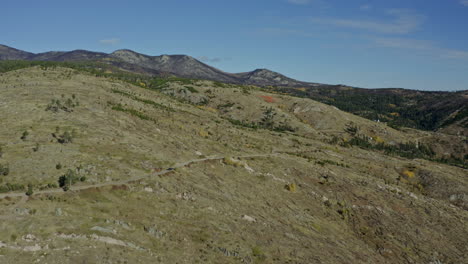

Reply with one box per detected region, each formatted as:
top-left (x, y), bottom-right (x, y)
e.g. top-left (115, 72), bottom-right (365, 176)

top-left (2, 0), bottom-right (468, 91)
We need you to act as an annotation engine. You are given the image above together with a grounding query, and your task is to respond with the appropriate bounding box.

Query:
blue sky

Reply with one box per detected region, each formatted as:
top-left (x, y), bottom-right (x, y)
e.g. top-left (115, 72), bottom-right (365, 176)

top-left (2, 0), bottom-right (468, 91)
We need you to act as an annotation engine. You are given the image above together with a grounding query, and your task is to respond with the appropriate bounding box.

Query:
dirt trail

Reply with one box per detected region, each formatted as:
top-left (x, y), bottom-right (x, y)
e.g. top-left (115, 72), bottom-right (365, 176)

top-left (0, 152), bottom-right (281, 199)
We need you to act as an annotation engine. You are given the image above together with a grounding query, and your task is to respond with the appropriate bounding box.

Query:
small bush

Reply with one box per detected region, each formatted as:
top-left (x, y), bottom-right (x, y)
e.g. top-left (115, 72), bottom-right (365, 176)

top-left (285, 183), bottom-right (297, 192)
top-left (0, 164), bottom-right (9, 176)
top-left (46, 96), bottom-right (78, 113)
top-left (25, 184), bottom-right (33, 196)
top-left (53, 129), bottom-right (74, 144)
top-left (32, 143), bottom-right (40, 152)
top-left (58, 169), bottom-right (81, 190)
top-left (185, 86), bottom-right (199, 93)
top-left (56, 163), bottom-right (62, 170)
top-left (252, 246), bottom-right (266, 260)
top-left (21, 131), bottom-right (29, 141)
top-left (223, 157), bottom-right (243, 167)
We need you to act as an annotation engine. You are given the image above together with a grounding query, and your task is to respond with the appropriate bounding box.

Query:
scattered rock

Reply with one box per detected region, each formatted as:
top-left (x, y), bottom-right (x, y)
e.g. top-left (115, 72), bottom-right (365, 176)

top-left (23, 244), bottom-right (42, 252)
top-left (176, 192), bottom-right (195, 201)
top-left (114, 220), bottom-right (132, 230)
top-left (22, 234), bottom-right (37, 242)
top-left (144, 225), bottom-right (166, 238)
top-left (90, 226), bottom-right (116, 234)
top-left (241, 215), bottom-right (256, 223)
top-left (55, 208), bottom-right (63, 216)
top-left (144, 187), bottom-right (154, 193)
top-left (218, 247), bottom-right (240, 257)
top-left (14, 208), bottom-right (30, 215)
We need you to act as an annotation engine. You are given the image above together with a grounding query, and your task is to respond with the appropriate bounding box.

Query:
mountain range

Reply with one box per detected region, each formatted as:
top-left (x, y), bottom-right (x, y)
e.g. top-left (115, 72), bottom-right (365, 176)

top-left (0, 44), bottom-right (317, 87)
top-left (1, 44), bottom-right (467, 134)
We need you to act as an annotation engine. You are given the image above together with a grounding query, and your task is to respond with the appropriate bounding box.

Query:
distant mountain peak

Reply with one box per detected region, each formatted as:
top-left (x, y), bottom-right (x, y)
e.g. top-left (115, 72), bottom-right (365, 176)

top-left (0, 44), bottom-right (320, 87)
top-left (0, 44), bottom-right (33, 60)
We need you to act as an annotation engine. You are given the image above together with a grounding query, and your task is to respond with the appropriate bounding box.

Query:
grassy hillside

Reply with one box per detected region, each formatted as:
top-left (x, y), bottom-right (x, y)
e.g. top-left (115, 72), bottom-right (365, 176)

top-left (267, 85), bottom-right (468, 134)
top-left (0, 66), bottom-right (466, 263)
top-left (2, 60), bottom-right (467, 137)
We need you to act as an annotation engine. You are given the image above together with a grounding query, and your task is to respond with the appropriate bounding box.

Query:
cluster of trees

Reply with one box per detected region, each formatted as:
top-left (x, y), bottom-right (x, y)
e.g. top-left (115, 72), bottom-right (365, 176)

top-left (58, 169), bottom-right (86, 191)
top-left (46, 94), bottom-right (79, 113)
top-left (341, 135), bottom-right (435, 160)
top-left (227, 107), bottom-right (296, 133)
top-left (273, 85), bottom-right (467, 131)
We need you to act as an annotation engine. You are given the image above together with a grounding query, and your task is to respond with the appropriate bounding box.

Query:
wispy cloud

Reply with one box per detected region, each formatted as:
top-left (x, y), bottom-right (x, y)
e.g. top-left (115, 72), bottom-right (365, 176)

top-left (373, 37), bottom-right (433, 50)
top-left (372, 37), bottom-right (468, 60)
top-left (360, 5), bottom-right (371, 11)
top-left (260, 27), bottom-right (316, 37)
top-left (197, 56), bottom-right (230, 63)
top-left (287, 0), bottom-right (311, 5)
top-left (460, 0), bottom-right (468, 6)
top-left (311, 9), bottom-right (425, 34)
top-left (99, 38), bottom-right (120, 45)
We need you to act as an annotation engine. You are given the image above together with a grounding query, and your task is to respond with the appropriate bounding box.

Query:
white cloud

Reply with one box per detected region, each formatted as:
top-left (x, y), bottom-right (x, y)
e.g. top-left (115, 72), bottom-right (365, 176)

top-left (373, 37), bottom-right (433, 50)
top-left (360, 5), bottom-right (371, 11)
top-left (287, 0), bottom-right (311, 5)
top-left (260, 27), bottom-right (316, 37)
top-left (460, 0), bottom-right (468, 6)
top-left (311, 9), bottom-right (425, 34)
top-left (440, 49), bottom-right (468, 59)
top-left (198, 56), bottom-right (224, 63)
top-left (99, 38), bottom-right (120, 45)
top-left (372, 37), bottom-right (468, 60)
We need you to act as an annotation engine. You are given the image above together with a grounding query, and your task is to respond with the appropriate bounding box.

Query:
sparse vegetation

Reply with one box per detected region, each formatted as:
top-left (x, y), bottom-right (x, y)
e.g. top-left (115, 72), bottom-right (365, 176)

top-left (0, 164), bottom-right (9, 176)
top-left (0, 60), bottom-right (466, 264)
top-left (285, 183), bottom-right (297, 192)
top-left (0, 183), bottom-right (24, 193)
top-left (25, 184), bottom-right (34, 196)
top-left (58, 168), bottom-right (86, 191)
top-left (20, 130), bottom-right (29, 141)
top-left (53, 129), bottom-right (75, 144)
top-left (46, 95), bottom-right (79, 112)
top-left (110, 89), bottom-right (175, 112)
top-left (109, 102), bottom-right (154, 121)
top-left (32, 142), bottom-right (40, 152)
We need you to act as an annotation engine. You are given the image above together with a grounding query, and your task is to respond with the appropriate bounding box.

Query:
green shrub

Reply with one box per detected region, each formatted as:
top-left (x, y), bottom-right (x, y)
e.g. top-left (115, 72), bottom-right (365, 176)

top-left (0, 183), bottom-right (24, 193)
top-left (21, 131), bottom-right (29, 141)
top-left (25, 184), bottom-right (34, 196)
top-left (0, 164), bottom-right (9, 176)
top-left (32, 143), bottom-right (40, 152)
top-left (185, 86), bottom-right (199, 93)
top-left (46, 96), bottom-right (78, 113)
top-left (58, 168), bottom-right (86, 191)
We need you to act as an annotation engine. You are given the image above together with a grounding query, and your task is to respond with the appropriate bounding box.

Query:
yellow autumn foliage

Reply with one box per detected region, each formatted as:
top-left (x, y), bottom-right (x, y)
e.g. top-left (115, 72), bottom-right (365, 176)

top-left (199, 129), bottom-right (209, 138)
top-left (374, 136), bottom-right (385, 143)
top-left (402, 170), bottom-right (415, 178)
top-left (285, 183), bottom-right (297, 192)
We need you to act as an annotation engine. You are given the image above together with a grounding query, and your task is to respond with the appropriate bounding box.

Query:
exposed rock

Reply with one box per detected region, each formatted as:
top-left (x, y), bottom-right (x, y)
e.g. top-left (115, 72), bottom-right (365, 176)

top-left (241, 215), bottom-right (256, 223)
top-left (90, 226), bottom-right (116, 234)
top-left (55, 208), bottom-right (63, 216)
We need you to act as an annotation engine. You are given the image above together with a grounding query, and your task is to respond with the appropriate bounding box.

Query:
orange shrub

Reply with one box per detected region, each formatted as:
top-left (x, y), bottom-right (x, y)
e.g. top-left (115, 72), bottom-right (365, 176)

top-left (259, 95), bottom-right (276, 103)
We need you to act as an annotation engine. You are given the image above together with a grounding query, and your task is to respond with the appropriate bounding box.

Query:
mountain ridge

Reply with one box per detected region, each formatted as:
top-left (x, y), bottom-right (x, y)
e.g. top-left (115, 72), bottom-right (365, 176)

top-left (1, 44), bottom-right (466, 134)
top-left (0, 44), bottom-right (315, 87)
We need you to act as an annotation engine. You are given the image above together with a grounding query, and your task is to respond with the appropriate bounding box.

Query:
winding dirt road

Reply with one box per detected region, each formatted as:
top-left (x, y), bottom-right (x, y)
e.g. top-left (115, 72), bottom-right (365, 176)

top-left (0, 152), bottom-right (281, 199)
